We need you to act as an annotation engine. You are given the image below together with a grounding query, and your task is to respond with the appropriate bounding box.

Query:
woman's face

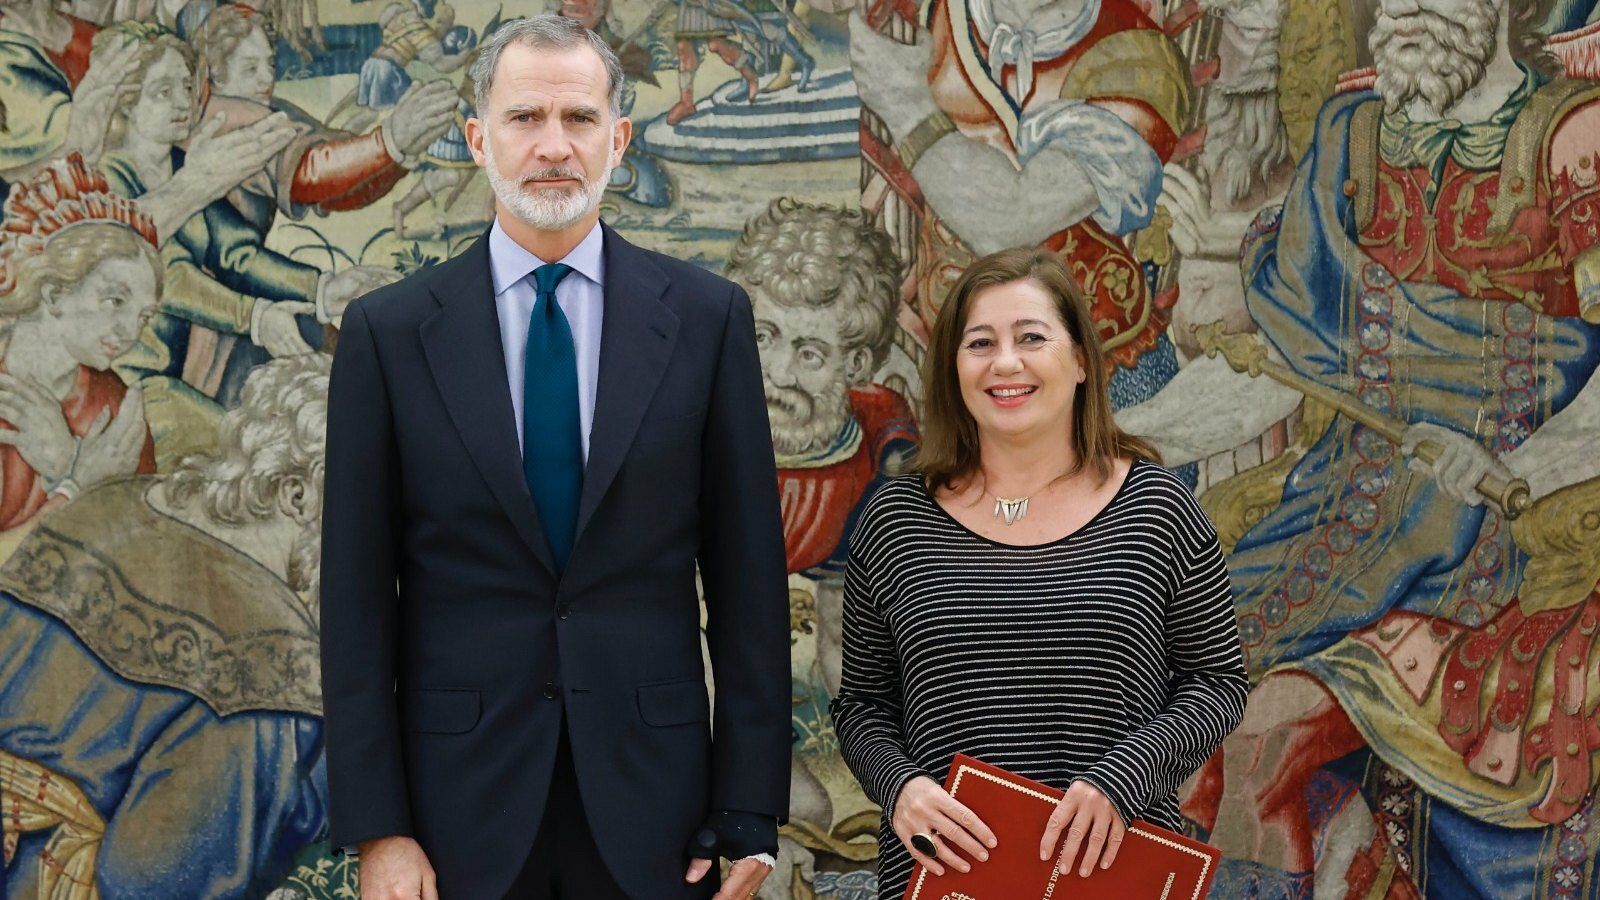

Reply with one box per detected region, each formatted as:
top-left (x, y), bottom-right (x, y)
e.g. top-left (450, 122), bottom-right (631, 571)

top-left (127, 48), bottom-right (194, 147)
top-left (213, 27), bottom-right (275, 103)
top-left (955, 278), bottom-right (1086, 444)
top-left (46, 255), bottom-right (159, 370)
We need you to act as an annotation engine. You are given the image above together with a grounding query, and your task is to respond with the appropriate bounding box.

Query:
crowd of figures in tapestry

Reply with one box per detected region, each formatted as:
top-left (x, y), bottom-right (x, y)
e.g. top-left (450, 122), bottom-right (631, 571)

top-left (2, 0), bottom-right (1600, 895)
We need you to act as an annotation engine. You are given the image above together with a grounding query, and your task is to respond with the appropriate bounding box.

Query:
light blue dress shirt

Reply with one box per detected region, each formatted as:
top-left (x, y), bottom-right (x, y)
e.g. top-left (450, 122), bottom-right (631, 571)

top-left (488, 218), bottom-right (605, 464)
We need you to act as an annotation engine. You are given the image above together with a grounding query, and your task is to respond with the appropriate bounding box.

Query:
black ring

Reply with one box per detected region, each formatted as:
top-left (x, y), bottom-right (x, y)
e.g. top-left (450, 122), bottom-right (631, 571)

top-left (910, 832), bottom-right (938, 856)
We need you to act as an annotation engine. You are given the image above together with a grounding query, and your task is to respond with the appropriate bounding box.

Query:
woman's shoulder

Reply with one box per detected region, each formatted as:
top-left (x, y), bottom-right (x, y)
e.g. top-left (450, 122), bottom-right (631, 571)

top-left (851, 475), bottom-right (935, 540)
top-left (1118, 459), bottom-right (1220, 540)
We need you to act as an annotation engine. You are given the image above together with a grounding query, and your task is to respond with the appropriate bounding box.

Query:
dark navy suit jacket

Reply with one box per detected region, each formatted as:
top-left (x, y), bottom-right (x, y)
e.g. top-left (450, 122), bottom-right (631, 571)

top-left (319, 224), bottom-right (791, 898)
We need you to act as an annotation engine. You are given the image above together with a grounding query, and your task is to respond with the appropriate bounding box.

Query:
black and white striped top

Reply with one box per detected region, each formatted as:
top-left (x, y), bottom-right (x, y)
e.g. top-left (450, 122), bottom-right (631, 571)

top-left (828, 461), bottom-right (1248, 896)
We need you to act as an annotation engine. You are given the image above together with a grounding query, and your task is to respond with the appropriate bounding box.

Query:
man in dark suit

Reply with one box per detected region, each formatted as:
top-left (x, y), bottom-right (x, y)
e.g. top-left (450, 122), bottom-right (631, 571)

top-left (319, 15), bottom-right (790, 899)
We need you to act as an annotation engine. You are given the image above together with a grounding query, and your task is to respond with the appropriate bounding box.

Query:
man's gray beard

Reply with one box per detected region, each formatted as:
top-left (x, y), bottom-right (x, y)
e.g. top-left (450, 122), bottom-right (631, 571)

top-left (767, 378), bottom-right (854, 457)
top-left (482, 137), bottom-right (614, 232)
top-left (1201, 89), bottom-right (1289, 206)
top-left (1371, 2), bottom-right (1498, 115)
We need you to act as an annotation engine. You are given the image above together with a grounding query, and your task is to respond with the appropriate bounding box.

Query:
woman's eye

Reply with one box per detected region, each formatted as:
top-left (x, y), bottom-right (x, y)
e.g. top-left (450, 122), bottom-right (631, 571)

top-left (965, 339), bottom-right (992, 351)
top-left (1020, 332), bottom-right (1046, 343)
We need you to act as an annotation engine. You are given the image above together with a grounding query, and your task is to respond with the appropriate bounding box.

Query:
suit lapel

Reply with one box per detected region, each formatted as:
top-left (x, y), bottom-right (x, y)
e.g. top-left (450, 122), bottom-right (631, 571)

top-left (573, 225), bottom-right (678, 547)
top-left (418, 233), bottom-right (558, 576)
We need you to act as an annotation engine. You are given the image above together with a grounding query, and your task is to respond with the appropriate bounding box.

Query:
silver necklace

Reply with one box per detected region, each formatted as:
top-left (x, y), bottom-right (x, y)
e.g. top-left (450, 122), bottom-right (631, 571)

top-left (989, 469), bottom-right (1075, 525)
top-left (992, 495), bottom-right (1030, 525)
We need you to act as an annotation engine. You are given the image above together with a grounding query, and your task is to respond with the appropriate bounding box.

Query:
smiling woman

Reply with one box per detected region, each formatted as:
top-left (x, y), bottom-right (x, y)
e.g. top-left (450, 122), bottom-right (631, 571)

top-left (830, 247), bottom-right (1249, 897)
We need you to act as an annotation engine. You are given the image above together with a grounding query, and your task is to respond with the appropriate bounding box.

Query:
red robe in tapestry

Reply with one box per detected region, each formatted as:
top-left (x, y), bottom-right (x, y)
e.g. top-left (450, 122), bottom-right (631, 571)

top-left (777, 385), bottom-right (918, 576)
top-left (42, 14), bottom-right (97, 89)
top-left (0, 363), bottom-right (156, 531)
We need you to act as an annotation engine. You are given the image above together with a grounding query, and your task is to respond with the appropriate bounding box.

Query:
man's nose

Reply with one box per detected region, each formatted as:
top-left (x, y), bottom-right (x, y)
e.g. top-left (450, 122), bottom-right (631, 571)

top-left (1379, 0), bottom-right (1420, 16)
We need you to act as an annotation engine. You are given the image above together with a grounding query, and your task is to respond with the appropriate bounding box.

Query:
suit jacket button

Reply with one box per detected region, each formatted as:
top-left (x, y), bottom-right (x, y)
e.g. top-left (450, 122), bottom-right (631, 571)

top-left (543, 682), bottom-right (559, 699)
top-left (557, 604), bottom-right (571, 619)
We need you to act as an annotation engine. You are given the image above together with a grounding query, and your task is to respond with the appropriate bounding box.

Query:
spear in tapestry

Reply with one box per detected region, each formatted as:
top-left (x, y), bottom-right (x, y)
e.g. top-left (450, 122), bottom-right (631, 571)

top-left (1194, 321), bottom-right (1533, 519)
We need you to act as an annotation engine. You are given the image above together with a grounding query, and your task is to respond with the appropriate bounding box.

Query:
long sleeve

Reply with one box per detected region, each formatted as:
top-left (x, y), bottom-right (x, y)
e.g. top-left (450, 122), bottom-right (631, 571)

top-left (197, 200), bottom-right (320, 303)
top-left (318, 299), bottom-right (411, 847)
top-left (828, 507), bottom-right (926, 820)
top-left (696, 284), bottom-right (791, 820)
top-left (1079, 499), bottom-right (1248, 827)
top-left (283, 126), bottom-right (407, 216)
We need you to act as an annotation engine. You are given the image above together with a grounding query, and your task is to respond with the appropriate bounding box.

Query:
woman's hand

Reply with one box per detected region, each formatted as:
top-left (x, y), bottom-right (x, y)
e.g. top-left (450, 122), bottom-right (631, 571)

top-left (892, 775), bottom-right (997, 876)
top-left (1040, 780), bottom-right (1125, 877)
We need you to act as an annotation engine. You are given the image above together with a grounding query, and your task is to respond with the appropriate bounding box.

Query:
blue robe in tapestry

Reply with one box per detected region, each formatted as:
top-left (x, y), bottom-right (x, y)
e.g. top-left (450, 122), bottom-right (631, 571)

top-left (0, 478), bottom-right (326, 898)
top-left (1220, 77), bottom-right (1600, 899)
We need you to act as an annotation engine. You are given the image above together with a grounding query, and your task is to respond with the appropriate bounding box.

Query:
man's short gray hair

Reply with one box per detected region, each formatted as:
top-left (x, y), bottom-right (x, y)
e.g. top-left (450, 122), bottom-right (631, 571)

top-left (470, 14), bottom-right (625, 117)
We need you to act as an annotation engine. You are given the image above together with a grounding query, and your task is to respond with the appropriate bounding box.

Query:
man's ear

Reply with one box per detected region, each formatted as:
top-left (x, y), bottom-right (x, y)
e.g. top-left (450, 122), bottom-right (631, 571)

top-left (465, 114), bottom-right (487, 167)
top-left (845, 346), bottom-right (874, 384)
top-left (612, 115), bottom-right (634, 166)
top-left (277, 475), bottom-right (317, 525)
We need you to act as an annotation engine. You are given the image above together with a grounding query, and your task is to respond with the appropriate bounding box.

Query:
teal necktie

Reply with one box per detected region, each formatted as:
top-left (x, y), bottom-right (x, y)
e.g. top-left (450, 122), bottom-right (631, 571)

top-left (521, 262), bottom-right (580, 571)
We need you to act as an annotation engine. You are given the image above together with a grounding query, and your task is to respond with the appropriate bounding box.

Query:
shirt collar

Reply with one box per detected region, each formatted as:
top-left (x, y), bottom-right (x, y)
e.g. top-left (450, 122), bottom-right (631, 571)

top-left (488, 218), bottom-right (606, 297)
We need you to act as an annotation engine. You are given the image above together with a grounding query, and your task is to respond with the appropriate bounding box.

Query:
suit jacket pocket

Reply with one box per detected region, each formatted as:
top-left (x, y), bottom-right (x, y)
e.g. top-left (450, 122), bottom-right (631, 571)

top-left (403, 688), bottom-right (482, 734)
top-left (636, 678), bottom-right (710, 727)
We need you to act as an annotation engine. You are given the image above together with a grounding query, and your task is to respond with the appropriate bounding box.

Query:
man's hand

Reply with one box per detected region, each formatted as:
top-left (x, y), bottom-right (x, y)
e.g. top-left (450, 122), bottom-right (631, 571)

top-left (685, 856), bottom-right (773, 899)
top-left (176, 112), bottom-right (303, 205)
top-left (320, 266), bottom-right (402, 325)
top-left (66, 34), bottom-right (141, 161)
top-left (383, 80), bottom-right (458, 160)
top-left (358, 836), bottom-right (438, 900)
top-left (1402, 421), bottom-right (1515, 506)
top-left (255, 300), bottom-right (318, 357)
top-left (73, 387), bottom-right (147, 489)
top-left (0, 373), bottom-right (79, 482)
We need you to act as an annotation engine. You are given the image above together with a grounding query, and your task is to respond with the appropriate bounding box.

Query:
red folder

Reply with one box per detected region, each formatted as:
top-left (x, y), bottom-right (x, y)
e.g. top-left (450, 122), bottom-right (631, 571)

top-left (903, 754), bottom-right (1219, 900)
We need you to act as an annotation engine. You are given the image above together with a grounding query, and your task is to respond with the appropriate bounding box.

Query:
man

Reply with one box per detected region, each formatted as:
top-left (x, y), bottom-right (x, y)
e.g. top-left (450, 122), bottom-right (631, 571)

top-left (320, 14), bottom-right (790, 900)
top-left (1120, 0), bottom-right (1600, 895)
top-left (725, 197), bottom-right (916, 695)
top-left (665, 0), bottom-right (764, 125)
top-left (848, 0), bottom-right (1192, 384)
top-left (0, 355), bottom-right (331, 898)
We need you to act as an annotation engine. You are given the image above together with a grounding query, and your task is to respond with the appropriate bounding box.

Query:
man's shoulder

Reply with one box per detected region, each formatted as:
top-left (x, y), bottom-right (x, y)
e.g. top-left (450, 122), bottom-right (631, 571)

top-left (632, 241), bottom-right (737, 296)
top-left (343, 273), bottom-right (437, 334)
top-left (613, 231), bottom-right (743, 319)
top-left (1542, 81), bottom-right (1600, 187)
top-left (345, 243), bottom-right (480, 331)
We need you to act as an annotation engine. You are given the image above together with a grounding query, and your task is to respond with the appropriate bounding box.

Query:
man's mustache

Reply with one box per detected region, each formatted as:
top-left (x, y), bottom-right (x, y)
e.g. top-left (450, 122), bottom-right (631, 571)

top-left (764, 384), bottom-right (811, 417)
top-left (519, 168), bottom-right (586, 187)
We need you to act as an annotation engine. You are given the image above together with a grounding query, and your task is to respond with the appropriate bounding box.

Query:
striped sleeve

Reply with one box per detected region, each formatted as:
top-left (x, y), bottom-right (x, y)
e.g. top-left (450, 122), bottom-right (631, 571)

top-left (828, 501), bottom-right (929, 820)
top-left (1078, 485), bottom-right (1249, 827)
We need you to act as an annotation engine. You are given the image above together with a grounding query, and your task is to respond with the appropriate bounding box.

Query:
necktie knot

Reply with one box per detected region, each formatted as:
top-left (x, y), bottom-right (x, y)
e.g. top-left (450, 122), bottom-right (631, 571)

top-left (533, 262), bottom-right (574, 298)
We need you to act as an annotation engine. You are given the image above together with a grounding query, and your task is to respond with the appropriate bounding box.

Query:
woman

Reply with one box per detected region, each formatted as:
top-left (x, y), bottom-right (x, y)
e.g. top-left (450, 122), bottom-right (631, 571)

top-left (829, 247), bottom-right (1248, 896)
top-left (0, 153), bottom-right (159, 531)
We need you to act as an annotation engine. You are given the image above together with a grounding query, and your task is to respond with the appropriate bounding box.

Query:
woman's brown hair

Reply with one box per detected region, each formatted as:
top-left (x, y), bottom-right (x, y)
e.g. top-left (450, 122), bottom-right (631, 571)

top-left (916, 247), bottom-right (1160, 492)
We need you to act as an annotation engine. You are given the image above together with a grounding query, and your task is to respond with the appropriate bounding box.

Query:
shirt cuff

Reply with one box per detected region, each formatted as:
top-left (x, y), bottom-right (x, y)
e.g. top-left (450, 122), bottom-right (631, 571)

top-left (741, 852), bottom-right (777, 868)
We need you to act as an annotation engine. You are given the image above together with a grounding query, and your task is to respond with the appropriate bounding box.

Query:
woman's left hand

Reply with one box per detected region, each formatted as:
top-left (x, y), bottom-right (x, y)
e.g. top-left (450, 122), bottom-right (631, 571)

top-left (1039, 780), bottom-right (1125, 877)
